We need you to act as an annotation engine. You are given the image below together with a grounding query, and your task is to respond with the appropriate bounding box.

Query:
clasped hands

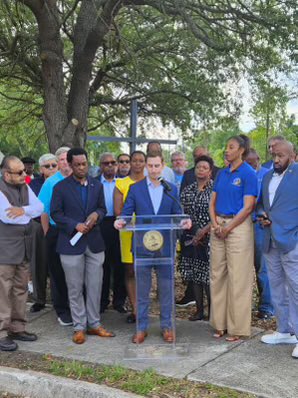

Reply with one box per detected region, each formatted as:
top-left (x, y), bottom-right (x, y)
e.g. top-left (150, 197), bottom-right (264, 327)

top-left (76, 212), bottom-right (98, 234)
top-left (212, 223), bottom-right (230, 240)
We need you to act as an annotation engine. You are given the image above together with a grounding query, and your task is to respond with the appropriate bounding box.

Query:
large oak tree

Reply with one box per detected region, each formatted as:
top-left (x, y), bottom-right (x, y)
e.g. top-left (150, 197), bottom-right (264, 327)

top-left (0, 1), bottom-right (295, 151)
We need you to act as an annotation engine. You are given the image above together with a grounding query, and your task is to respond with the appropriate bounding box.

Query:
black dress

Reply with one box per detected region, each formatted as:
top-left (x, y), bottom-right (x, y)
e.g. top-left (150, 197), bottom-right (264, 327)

top-left (179, 180), bottom-right (213, 285)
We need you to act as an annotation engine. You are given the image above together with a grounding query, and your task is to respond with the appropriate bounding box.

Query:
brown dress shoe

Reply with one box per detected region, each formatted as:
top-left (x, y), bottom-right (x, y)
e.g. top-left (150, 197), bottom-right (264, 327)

top-left (72, 330), bottom-right (85, 344)
top-left (132, 331), bottom-right (148, 344)
top-left (87, 326), bottom-right (115, 337)
top-left (162, 329), bottom-right (175, 343)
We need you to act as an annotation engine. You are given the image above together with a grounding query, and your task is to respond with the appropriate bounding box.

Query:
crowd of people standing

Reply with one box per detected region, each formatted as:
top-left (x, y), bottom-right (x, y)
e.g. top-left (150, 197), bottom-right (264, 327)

top-left (0, 136), bottom-right (298, 359)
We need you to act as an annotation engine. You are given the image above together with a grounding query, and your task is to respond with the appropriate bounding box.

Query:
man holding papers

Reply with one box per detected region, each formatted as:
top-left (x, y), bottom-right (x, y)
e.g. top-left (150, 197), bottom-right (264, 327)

top-left (51, 148), bottom-right (114, 344)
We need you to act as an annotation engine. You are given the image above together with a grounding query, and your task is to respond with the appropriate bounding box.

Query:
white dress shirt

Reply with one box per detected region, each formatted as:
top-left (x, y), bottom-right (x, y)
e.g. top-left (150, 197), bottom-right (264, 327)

top-left (0, 185), bottom-right (44, 224)
top-left (268, 171), bottom-right (286, 206)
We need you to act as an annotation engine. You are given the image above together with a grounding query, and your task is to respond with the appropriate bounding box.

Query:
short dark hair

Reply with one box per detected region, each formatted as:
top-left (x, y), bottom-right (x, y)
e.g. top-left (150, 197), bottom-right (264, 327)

top-left (194, 155), bottom-right (214, 169)
top-left (67, 148), bottom-right (88, 163)
top-left (146, 151), bottom-right (164, 162)
top-left (131, 150), bottom-right (146, 160)
top-left (117, 153), bottom-right (131, 161)
top-left (246, 148), bottom-right (260, 158)
top-left (146, 141), bottom-right (161, 152)
top-left (227, 134), bottom-right (250, 158)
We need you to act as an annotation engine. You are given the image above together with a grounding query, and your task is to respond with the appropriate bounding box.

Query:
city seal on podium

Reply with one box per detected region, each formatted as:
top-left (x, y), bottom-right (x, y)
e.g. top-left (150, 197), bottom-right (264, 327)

top-left (143, 230), bottom-right (164, 252)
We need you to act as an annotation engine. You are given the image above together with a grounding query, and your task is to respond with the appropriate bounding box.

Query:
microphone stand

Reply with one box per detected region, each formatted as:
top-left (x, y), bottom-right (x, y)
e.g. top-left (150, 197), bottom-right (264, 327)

top-left (162, 187), bottom-right (185, 239)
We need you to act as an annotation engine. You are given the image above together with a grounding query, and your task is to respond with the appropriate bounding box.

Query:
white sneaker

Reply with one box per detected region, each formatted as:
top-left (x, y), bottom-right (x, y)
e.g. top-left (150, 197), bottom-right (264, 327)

top-left (261, 331), bottom-right (298, 345)
top-left (292, 344), bottom-right (298, 358)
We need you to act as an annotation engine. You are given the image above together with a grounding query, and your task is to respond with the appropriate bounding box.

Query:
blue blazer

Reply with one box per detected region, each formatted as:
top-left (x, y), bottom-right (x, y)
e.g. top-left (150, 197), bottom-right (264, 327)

top-left (122, 178), bottom-right (182, 217)
top-left (121, 178), bottom-right (182, 258)
top-left (258, 162), bottom-right (298, 253)
top-left (51, 176), bottom-right (106, 255)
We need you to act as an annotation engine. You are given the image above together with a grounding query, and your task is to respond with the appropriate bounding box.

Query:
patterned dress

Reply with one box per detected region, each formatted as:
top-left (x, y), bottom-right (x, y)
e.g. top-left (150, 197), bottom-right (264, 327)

top-left (179, 180), bottom-right (213, 285)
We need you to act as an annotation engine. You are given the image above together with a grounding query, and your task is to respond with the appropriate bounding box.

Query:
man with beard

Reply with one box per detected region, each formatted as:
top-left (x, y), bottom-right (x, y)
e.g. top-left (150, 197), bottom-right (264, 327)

top-left (258, 141), bottom-right (298, 358)
top-left (171, 151), bottom-right (187, 193)
top-left (0, 156), bottom-right (43, 351)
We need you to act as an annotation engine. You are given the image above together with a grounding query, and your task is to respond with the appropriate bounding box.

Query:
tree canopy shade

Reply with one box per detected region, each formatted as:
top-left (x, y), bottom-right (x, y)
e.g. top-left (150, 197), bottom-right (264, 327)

top-left (0, 0), bottom-right (296, 152)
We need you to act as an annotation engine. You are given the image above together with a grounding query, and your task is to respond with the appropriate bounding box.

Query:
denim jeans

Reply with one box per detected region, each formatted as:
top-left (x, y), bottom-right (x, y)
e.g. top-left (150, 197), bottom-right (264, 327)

top-left (254, 223), bottom-right (274, 315)
top-left (135, 263), bottom-right (174, 332)
top-left (263, 242), bottom-right (298, 336)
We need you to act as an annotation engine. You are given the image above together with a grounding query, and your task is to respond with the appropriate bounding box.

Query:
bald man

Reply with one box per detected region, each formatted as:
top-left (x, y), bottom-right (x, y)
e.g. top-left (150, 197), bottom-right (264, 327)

top-left (257, 141), bottom-right (298, 358)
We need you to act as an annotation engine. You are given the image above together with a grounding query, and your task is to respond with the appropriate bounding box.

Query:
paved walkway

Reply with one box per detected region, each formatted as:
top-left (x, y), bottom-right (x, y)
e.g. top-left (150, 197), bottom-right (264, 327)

top-left (15, 305), bottom-right (298, 398)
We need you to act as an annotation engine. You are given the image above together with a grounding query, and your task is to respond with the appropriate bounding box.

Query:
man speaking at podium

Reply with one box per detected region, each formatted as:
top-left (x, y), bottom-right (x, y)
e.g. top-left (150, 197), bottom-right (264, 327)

top-left (115, 152), bottom-right (191, 344)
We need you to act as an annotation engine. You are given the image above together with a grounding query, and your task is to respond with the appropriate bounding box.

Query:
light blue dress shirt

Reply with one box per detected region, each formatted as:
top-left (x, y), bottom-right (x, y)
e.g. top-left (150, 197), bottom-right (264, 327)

top-left (100, 175), bottom-right (116, 216)
top-left (38, 171), bottom-right (65, 225)
top-left (146, 177), bottom-right (163, 214)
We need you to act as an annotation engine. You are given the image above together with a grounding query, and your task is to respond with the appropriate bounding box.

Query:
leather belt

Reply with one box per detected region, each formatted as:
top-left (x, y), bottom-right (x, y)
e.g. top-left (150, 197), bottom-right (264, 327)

top-left (216, 214), bottom-right (235, 219)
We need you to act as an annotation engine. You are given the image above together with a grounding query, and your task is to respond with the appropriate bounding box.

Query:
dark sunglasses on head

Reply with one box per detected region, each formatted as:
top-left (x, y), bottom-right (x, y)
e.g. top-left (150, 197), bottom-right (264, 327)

top-left (119, 160), bottom-right (130, 164)
top-left (43, 163), bottom-right (58, 169)
top-left (7, 169), bottom-right (26, 176)
top-left (102, 161), bottom-right (117, 166)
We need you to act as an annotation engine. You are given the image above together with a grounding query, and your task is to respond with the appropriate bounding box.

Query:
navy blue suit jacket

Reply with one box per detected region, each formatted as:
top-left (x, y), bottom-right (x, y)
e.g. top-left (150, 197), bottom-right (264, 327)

top-left (258, 162), bottom-right (298, 253)
top-left (121, 178), bottom-right (182, 258)
top-left (122, 178), bottom-right (182, 217)
top-left (51, 176), bottom-right (106, 255)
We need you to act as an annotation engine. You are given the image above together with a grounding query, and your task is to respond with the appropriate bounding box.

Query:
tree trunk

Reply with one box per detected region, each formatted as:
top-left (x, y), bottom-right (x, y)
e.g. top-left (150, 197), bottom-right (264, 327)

top-left (64, 0), bottom-right (123, 148)
top-left (24, 1), bottom-right (69, 153)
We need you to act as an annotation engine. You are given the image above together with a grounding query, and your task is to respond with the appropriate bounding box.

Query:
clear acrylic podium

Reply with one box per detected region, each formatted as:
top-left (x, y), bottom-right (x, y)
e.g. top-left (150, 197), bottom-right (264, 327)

top-left (120, 214), bottom-right (190, 360)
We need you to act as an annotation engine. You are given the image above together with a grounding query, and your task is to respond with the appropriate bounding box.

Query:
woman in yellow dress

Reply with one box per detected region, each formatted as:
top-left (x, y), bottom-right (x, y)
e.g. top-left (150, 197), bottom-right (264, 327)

top-left (114, 151), bottom-right (146, 323)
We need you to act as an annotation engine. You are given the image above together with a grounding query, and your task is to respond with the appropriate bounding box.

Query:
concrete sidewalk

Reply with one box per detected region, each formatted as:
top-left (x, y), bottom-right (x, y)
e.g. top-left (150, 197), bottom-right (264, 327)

top-left (12, 306), bottom-right (298, 397)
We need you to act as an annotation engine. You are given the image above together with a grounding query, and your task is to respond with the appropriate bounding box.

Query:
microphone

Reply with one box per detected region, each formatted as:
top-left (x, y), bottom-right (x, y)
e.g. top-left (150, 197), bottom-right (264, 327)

top-left (157, 176), bottom-right (172, 192)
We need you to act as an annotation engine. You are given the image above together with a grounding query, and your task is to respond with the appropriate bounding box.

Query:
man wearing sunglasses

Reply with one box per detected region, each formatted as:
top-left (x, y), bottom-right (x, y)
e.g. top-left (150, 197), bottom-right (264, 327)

top-left (117, 153), bottom-right (131, 178)
top-left (0, 156), bottom-right (44, 351)
top-left (99, 153), bottom-right (127, 314)
top-left (29, 154), bottom-right (58, 313)
top-left (38, 147), bottom-right (73, 327)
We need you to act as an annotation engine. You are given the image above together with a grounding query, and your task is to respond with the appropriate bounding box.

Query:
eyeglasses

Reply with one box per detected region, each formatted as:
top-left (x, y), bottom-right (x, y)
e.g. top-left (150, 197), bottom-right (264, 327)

top-left (42, 163), bottom-right (58, 169)
top-left (119, 160), bottom-right (130, 164)
top-left (7, 169), bottom-right (26, 176)
top-left (102, 161), bottom-right (117, 166)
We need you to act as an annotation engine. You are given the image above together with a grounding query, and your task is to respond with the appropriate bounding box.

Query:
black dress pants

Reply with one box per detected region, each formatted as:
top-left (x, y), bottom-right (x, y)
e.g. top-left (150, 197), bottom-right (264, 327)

top-left (100, 217), bottom-right (126, 310)
top-left (30, 220), bottom-right (48, 305)
top-left (46, 225), bottom-right (70, 317)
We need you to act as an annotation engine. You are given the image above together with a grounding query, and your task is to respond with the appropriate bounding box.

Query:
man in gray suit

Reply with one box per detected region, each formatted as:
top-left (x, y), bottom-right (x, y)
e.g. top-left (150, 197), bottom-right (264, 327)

top-left (0, 156), bottom-right (43, 351)
top-left (258, 141), bottom-right (298, 358)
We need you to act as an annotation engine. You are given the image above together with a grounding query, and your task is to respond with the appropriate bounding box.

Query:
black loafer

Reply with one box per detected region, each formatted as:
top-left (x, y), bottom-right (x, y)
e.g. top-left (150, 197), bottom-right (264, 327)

top-left (126, 313), bottom-right (136, 324)
top-left (0, 337), bottom-right (18, 351)
top-left (189, 311), bottom-right (204, 321)
top-left (114, 305), bottom-right (127, 314)
top-left (8, 331), bottom-right (38, 342)
top-left (30, 303), bottom-right (46, 313)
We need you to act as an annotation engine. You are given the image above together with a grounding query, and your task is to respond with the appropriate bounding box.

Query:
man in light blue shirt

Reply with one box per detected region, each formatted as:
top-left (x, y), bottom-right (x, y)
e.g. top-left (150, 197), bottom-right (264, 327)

top-left (98, 153), bottom-right (126, 313)
top-left (170, 151), bottom-right (187, 193)
top-left (38, 147), bottom-right (73, 326)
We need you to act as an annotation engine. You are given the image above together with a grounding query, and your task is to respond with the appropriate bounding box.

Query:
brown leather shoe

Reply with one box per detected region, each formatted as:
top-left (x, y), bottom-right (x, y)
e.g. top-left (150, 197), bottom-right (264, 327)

top-left (132, 331), bottom-right (148, 344)
top-left (87, 326), bottom-right (115, 337)
top-left (162, 329), bottom-right (175, 343)
top-left (72, 330), bottom-right (85, 344)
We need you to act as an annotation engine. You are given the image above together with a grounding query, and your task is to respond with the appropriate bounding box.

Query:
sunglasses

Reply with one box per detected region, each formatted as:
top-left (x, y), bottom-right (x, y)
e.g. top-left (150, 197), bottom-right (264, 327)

top-left (42, 163), bottom-right (58, 169)
top-left (7, 169), bottom-right (26, 176)
top-left (119, 160), bottom-right (130, 164)
top-left (102, 161), bottom-right (117, 166)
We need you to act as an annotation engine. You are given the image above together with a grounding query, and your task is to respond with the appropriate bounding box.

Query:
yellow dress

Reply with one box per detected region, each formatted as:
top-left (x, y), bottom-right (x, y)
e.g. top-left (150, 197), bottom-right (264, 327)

top-left (116, 176), bottom-right (137, 263)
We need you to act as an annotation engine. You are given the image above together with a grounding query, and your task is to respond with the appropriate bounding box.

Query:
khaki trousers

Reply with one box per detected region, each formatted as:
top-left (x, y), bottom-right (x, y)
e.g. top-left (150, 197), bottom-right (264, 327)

top-left (210, 217), bottom-right (254, 336)
top-left (0, 262), bottom-right (29, 338)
